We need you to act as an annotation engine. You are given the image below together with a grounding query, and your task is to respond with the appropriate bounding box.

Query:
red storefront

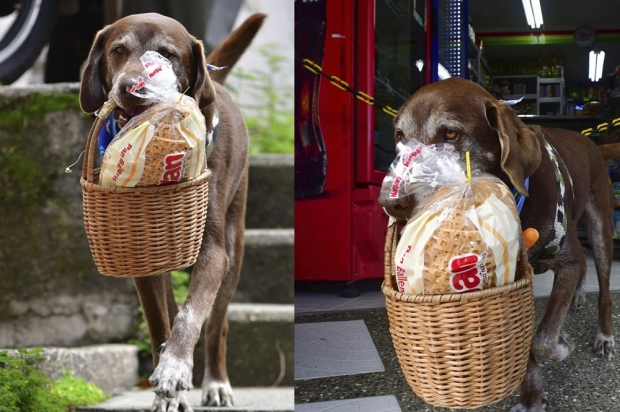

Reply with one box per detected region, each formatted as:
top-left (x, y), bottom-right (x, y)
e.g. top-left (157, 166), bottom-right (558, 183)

top-left (295, 0), bottom-right (475, 286)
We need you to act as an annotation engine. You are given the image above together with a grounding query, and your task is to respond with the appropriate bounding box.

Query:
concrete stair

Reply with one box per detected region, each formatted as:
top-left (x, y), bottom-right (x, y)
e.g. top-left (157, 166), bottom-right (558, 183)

top-left (77, 388), bottom-right (294, 412)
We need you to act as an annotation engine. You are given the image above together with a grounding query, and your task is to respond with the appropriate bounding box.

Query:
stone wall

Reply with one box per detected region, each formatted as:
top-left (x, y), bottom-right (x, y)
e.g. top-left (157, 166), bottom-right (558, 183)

top-left (0, 84), bottom-right (140, 348)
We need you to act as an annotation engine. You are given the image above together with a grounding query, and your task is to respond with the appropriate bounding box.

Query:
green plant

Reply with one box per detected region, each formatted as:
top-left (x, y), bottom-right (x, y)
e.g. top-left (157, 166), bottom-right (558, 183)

top-left (226, 43), bottom-right (293, 154)
top-left (0, 349), bottom-right (106, 412)
top-left (50, 370), bottom-right (106, 407)
top-left (171, 270), bottom-right (190, 303)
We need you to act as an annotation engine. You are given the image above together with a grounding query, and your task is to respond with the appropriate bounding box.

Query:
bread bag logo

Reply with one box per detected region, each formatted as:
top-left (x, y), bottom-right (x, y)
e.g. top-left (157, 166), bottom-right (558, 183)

top-left (448, 252), bottom-right (488, 292)
top-left (160, 152), bottom-right (187, 184)
top-left (390, 176), bottom-right (403, 198)
top-left (395, 245), bottom-right (412, 292)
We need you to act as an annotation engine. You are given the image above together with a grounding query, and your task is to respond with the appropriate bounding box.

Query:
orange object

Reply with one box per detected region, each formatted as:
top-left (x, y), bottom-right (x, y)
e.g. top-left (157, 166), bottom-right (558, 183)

top-left (523, 228), bottom-right (539, 249)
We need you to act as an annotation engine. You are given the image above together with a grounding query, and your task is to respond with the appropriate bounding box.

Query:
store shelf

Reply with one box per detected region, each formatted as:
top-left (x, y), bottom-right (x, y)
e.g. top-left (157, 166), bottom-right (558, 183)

top-left (494, 75), bottom-right (537, 79)
top-left (539, 97), bottom-right (563, 103)
top-left (537, 76), bottom-right (565, 115)
top-left (538, 77), bottom-right (564, 83)
top-left (502, 94), bottom-right (538, 100)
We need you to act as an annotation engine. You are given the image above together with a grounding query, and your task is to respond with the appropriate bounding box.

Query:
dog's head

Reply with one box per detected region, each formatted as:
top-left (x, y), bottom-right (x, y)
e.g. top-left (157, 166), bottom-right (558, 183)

top-left (378, 77), bottom-right (542, 220)
top-left (79, 13), bottom-right (215, 125)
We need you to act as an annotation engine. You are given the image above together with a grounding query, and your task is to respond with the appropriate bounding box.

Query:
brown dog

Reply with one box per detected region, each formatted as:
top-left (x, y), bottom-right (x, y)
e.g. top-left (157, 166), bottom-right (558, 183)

top-left (378, 77), bottom-right (615, 412)
top-left (79, 12), bottom-right (265, 411)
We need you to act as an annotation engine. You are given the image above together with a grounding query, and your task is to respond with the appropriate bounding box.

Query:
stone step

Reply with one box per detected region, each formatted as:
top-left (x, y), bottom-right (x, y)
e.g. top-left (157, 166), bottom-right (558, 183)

top-left (192, 303), bottom-right (294, 388)
top-left (236, 228), bottom-right (294, 304)
top-left (78, 387), bottom-right (294, 412)
top-left (4, 303), bottom-right (293, 395)
top-left (247, 154), bottom-right (293, 229)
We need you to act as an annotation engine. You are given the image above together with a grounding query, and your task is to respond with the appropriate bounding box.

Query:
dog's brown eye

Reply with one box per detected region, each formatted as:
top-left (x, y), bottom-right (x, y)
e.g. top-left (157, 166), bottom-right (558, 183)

top-left (115, 46), bottom-right (124, 55)
top-left (445, 129), bottom-right (459, 140)
top-left (160, 50), bottom-right (173, 59)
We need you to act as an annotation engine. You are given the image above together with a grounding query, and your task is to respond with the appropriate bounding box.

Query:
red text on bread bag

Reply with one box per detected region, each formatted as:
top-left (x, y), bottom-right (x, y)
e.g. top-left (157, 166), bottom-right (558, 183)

top-left (395, 245), bottom-right (412, 292)
top-left (160, 152), bottom-right (187, 184)
top-left (448, 252), bottom-right (488, 292)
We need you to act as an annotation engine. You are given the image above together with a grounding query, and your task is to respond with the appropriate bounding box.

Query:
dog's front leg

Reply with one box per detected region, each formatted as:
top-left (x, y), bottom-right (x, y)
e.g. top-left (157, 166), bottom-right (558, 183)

top-left (149, 235), bottom-right (229, 402)
top-left (513, 238), bottom-right (583, 411)
top-left (510, 353), bottom-right (548, 412)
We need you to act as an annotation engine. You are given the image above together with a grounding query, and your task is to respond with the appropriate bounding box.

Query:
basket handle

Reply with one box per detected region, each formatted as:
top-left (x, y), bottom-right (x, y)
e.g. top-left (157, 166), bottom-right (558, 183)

top-left (82, 100), bottom-right (117, 183)
top-left (383, 217), bottom-right (400, 290)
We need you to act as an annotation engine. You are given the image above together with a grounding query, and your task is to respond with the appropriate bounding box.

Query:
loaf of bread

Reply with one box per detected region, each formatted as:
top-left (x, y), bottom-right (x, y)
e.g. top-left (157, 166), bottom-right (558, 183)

top-left (99, 96), bottom-right (207, 187)
top-left (394, 175), bottom-right (521, 295)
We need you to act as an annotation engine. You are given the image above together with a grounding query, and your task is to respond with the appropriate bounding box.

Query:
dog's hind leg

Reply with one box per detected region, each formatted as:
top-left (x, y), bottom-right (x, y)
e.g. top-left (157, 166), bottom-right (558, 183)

top-left (571, 247), bottom-right (588, 311)
top-left (531, 232), bottom-right (584, 362)
top-left (201, 172), bottom-right (248, 407)
top-left (582, 186), bottom-right (615, 359)
top-left (133, 273), bottom-right (179, 363)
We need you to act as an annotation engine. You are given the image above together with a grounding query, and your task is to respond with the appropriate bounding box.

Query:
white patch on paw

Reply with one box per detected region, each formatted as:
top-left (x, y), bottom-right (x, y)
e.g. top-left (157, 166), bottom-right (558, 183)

top-left (202, 380), bottom-right (234, 407)
top-left (550, 342), bottom-right (571, 361)
top-left (594, 331), bottom-right (615, 359)
top-left (149, 352), bottom-right (193, 399)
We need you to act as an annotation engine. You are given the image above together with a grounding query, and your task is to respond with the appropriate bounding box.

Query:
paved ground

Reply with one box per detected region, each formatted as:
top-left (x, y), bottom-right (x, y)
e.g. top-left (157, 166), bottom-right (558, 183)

top-left (79, 387), bottom-right (294, 412)
top-left (295, 292), bottom-right (620, 412)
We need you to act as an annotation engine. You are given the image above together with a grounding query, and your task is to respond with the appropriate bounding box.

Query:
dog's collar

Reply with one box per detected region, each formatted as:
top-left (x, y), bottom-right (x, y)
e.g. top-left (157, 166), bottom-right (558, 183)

top-left (512, 178), bottom-right (529, 215)
top-left (528, 136), bottom-right (574, 271)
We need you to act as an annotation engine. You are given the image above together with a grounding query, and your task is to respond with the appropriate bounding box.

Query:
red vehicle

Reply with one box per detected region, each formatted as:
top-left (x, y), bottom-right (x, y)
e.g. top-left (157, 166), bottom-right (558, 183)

top-left (295, 0), bottom-right (475, 293)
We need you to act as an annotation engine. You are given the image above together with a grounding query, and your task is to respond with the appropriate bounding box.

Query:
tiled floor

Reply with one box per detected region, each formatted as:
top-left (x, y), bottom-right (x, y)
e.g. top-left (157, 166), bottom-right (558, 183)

top-left (294, 254), bottom-right (620, 411)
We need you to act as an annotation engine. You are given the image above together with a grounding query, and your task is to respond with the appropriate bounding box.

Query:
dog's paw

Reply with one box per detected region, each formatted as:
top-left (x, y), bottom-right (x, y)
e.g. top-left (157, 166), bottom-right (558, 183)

top-left (550, 332), bottom-right (575, 361)
top-left (510, 394), bottom-right (549, 412)
top-left (149, 350), bottom-right (193, 399)
top-left (201, 380), bottom-right (234, 407)
top-left (593, 331), bottom-right (615, 359)
top-left (151, 392), bottom-right (193, 412)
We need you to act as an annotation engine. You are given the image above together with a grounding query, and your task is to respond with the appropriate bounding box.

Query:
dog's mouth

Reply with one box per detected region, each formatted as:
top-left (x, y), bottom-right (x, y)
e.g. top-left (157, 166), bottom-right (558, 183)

top-left (117, 104), bottom-right (155, 128)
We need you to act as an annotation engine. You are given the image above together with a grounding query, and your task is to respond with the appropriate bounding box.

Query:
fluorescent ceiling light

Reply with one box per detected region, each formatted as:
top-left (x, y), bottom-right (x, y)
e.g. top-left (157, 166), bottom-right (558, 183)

top-left (589, 51), bottom-right (605, 82)
top-left (438, 63), bottom-right (451, 80)
top-left (522, 0), bottom-right (544, 29)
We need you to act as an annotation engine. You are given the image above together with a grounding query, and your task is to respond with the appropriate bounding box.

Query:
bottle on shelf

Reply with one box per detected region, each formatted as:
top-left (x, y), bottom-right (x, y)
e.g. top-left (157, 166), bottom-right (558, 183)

top-left (552, 54), bottom-right (563, 78)
top-left (538, 54), bottom-right (549, 78)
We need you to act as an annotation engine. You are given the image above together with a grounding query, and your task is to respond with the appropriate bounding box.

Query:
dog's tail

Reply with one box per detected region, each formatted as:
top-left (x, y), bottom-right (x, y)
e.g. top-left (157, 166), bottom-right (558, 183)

top-left (598, 143), bottom-right (620, 162)
top-left (206, 13), bottom-right (266, 85)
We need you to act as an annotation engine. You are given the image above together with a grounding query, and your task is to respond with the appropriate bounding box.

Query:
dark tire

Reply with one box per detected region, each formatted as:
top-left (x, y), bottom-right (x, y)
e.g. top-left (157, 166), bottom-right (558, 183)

top-left (0, 0), bottom-right (57, 85)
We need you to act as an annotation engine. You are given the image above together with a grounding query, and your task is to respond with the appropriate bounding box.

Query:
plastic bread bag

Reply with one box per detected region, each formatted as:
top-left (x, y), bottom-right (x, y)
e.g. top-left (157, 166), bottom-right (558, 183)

top-left (381, 139), bottom-right (467, 200)
top-left (394, 173), bottom-right (522, 295)
top-left (99, 51), bottom-right (210, 187)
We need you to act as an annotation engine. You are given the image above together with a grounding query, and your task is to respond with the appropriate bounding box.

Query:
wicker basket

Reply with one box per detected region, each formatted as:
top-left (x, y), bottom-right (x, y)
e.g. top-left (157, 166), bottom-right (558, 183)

top-left (382, 220), bottom-right (535, 409)
top-left (80, 101), bottom-right (211, 278)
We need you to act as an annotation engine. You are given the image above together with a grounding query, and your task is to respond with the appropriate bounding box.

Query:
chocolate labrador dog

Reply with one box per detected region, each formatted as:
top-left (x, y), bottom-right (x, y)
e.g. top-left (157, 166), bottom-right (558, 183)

top-left (79, 12), bottom-right (265, 411)
top-left (379, 77), bottom-right (615, 411)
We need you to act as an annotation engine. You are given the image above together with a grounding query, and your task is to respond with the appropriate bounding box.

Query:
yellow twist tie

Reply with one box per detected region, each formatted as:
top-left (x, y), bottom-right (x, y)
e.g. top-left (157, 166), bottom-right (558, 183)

top-left (466, 151), bottom-right (472, 182)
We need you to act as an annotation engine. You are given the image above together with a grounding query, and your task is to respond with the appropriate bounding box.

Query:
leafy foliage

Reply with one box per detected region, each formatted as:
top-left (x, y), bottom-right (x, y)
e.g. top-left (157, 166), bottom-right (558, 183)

top-left (226, 43), bottom-right (293, 154)
top-left (0, 349), bottom-right (106, 412)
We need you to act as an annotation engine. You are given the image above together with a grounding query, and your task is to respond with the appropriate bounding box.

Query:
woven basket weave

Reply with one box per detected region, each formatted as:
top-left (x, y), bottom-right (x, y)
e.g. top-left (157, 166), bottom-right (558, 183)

top-left (80, 101), bottom-right (211, 278)
top-left (382, 220), bottom-right (535, 409)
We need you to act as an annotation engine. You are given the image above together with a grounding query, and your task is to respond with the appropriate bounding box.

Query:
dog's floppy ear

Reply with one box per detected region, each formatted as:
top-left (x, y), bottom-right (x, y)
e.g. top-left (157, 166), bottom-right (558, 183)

top-left (80, 27), bottom-right (110, 114)
top-left (486, 101), bottom-right (542, 196)
top-left (190, 38), bottom-right (216, 109)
